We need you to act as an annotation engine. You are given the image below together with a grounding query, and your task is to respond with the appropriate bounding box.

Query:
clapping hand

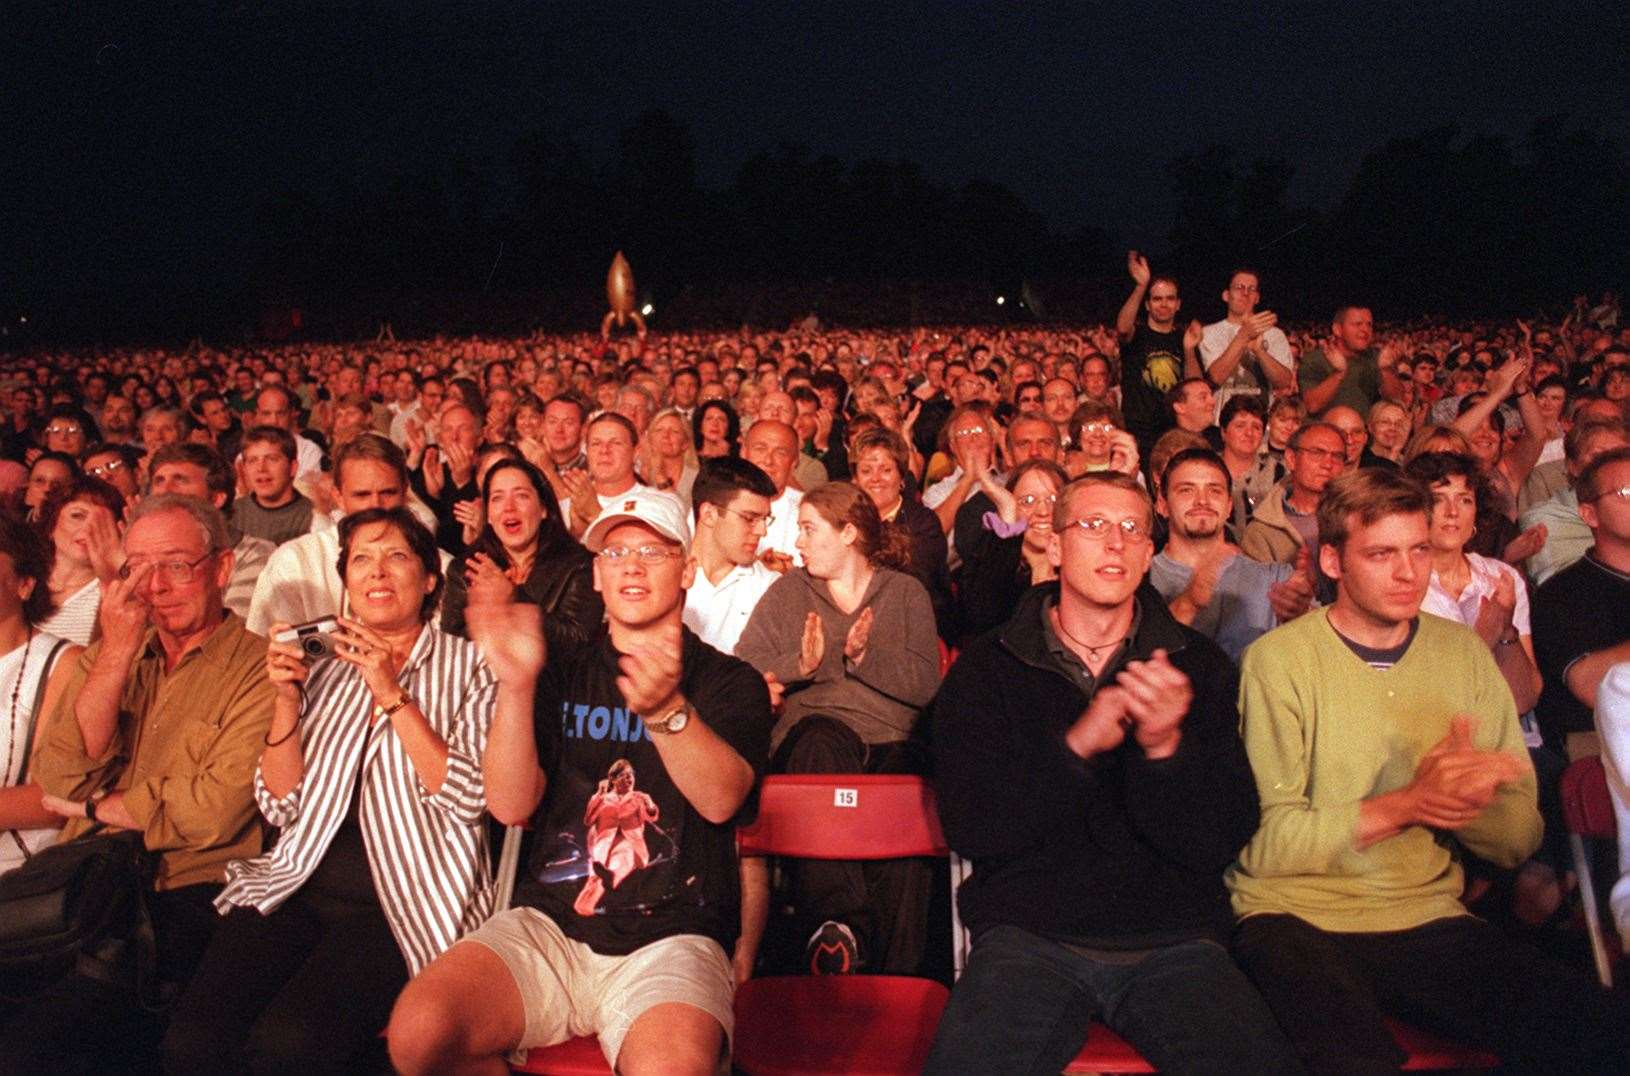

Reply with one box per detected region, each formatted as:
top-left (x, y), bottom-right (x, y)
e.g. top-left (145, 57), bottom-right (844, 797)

top-left (1502, 523), bottom-right (1546, 566)
top-left (1267, 546), bottom-right (1315, 622)
top-left (843, 607), bottom-right (873, 665)
top-left (1408, 716), bottom-right (1526, 829)
top-left (452, 498), bottom-right (484, 547)
top-left (797, 611), bottom-right (824, 678)
top-left (1472, 571), bottom-right (1518, 648)
top-left (617, 621), bottom-right (683, 716)
top-left (1183, 319), bottom-right (1204, 352)
top-left (1127, 250), bottom-right (1151, 287)
top-left (465, 551), bottom-right (516, 605)
top-left (1107, 431), bottom-right (1139, 477)
top-left (466, 597), bottom-right (546, 687)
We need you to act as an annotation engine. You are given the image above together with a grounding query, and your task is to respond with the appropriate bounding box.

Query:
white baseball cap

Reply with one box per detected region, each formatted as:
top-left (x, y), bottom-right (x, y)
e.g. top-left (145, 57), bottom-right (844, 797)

top-left (582, 488), bottom-right (691, 553)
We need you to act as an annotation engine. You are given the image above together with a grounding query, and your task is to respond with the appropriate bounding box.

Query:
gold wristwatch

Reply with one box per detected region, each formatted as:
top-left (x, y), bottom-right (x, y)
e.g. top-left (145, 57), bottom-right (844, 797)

top-left (646, 702), bottom-right (692, 735)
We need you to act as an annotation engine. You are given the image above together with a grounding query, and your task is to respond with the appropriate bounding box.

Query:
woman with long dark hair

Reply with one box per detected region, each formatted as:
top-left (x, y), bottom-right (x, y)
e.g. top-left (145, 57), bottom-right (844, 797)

top-left (439, 458), bottom-right (602, 655)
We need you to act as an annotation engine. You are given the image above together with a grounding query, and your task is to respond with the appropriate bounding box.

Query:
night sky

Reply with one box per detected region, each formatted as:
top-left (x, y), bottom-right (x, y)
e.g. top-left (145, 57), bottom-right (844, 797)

top-left (6, 1), bottom-right (1628, 315)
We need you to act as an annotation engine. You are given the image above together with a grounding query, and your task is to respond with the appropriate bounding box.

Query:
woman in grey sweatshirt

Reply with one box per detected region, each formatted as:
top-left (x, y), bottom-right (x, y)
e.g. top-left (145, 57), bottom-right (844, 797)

top-left (736, 483), bottom-right (941, 753)
top-left (734, 482), bottom-right (941, 974)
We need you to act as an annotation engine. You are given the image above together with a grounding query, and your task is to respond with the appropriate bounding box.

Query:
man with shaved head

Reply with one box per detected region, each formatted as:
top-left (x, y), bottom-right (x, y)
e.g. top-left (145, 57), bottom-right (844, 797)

top-left (742, 419), bottom-right (804, 567)
top-left (759, 391), bottom-right (827, 490)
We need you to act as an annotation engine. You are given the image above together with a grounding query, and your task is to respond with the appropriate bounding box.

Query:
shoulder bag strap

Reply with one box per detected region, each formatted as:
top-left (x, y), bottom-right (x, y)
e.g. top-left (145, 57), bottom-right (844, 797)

top-left (13, 637), bottom-right (70, 787)
top-left (6, 638), bottom-right (71, 861)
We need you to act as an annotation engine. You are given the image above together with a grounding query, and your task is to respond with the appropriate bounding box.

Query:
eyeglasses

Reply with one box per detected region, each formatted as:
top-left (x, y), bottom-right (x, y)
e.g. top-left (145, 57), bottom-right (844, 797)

top-left (1017, 493), bottom-right (1057, 509)
top-left (1291, 445), bottom-right (1345, 462)
top-left (1079, 421), bottom-right (1117, 435)
top-left (44, 424), bottom-right (82, 437)
top-left (88, 459), bottom-right (126, 478)
top-left (117, 551), bottom-right (217, 583)
top-left (1591, 485), bottom-right (1630, 503)
top-left (1063, 516), bottom-right (1152, 543)
top-left (951, 425), bottom-right (988, 438)
top-left (597, 544), bottom-right (683, 564)
top-left (719, 506), bottom-right (775, 530)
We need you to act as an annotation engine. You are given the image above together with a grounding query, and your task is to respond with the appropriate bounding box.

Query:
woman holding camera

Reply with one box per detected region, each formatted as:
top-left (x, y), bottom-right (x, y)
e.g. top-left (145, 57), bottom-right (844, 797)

top-left (164, 508), bottom-right (512, 1074)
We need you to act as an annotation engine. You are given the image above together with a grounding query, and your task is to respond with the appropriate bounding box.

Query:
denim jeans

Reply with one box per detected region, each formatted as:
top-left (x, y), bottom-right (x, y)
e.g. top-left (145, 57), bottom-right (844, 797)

top-left (923, 923), bottom-right (1301, 1076)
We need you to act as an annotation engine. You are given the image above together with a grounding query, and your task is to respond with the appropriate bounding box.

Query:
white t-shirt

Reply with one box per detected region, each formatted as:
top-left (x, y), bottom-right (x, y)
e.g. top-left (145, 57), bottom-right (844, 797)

top-left (683, 561), bottom-right (779, 654)
top-left (1198, 319), bottom-right (1293, 419)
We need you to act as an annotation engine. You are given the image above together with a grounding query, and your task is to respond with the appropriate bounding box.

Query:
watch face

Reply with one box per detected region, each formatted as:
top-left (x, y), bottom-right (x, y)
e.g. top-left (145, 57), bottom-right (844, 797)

top-left (661, 706), bottom-right (689, 733)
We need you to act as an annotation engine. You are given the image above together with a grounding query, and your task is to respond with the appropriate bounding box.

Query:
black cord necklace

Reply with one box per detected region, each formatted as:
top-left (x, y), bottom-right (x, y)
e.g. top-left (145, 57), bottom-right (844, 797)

top-left (1052, 608), bottom-right (1127, 662)
top-left (3, 630), bottom-right (35, 785)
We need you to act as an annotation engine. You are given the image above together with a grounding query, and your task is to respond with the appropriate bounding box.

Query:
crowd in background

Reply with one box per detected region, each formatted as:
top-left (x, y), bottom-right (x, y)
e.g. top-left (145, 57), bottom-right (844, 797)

top-left (1, 262), bottom-right (1628, 1073)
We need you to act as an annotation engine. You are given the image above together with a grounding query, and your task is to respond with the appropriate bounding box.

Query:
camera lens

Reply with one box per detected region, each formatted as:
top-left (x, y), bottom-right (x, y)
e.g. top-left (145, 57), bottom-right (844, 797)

top-left (301, 636), bottom-right (326, 658)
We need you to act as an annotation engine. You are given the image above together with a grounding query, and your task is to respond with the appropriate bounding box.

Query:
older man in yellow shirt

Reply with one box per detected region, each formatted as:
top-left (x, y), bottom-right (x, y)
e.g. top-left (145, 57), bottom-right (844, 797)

top-left (5, 494), bottom-right (274, 1072)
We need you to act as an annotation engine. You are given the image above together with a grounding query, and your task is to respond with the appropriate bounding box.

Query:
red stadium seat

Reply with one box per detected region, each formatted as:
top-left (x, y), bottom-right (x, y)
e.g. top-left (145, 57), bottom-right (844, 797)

top-left (1390, 1018), bottom-right (1499, 1070)
top-left (1061, 1022), bottom-right (1156, 1073)
top-left (511, 1035), bottom-right (612, 1074)
top-left (733, 775), bottom-right (951, 1075)
top-left (1562, 755), bottom-right (1620, 987)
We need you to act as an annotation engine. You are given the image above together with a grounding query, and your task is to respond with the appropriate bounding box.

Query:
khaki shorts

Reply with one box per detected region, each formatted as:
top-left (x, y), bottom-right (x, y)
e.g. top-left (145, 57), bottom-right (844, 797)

top-left (462, 907), bottom-right (734, 1069)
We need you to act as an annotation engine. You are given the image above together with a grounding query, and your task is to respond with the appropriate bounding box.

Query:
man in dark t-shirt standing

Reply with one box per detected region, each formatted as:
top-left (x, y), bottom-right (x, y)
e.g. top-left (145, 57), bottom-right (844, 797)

top-left (390, 489), bottom-right (771, 1076)
top-left (1115, 251), bottom-right (1201, 453)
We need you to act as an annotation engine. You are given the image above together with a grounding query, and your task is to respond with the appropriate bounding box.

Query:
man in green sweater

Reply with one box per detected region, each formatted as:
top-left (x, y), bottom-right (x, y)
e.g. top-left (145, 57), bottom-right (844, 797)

top-left (1228, 467), bottom-right (1630, 1072)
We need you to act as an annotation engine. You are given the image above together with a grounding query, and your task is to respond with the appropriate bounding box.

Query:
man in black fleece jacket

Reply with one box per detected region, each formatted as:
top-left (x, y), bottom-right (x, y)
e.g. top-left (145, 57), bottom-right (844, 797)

top-left (924, 474), bottom-right (1299, 1075)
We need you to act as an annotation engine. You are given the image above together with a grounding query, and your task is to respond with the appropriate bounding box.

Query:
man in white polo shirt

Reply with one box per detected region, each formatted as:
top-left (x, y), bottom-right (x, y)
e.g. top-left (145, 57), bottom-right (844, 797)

top-left (683, 458), bottom-right (781, 655)
top-left (1197, 268), bottom-right (1292, 419)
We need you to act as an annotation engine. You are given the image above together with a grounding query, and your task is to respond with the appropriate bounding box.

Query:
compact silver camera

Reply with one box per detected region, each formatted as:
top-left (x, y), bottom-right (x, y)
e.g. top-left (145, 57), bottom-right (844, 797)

top-left (273, 617), bottom-right (341, 663)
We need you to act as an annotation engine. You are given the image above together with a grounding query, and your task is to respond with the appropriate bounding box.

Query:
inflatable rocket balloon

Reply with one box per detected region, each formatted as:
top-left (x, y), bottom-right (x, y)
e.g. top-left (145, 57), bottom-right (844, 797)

top-left (601, 251), bottom-right (647, 339)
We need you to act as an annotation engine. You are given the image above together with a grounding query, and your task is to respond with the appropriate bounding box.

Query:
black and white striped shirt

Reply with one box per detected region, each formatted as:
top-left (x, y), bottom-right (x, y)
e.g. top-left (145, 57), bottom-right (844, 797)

top-left (217, 624), bottom-right (497, 973)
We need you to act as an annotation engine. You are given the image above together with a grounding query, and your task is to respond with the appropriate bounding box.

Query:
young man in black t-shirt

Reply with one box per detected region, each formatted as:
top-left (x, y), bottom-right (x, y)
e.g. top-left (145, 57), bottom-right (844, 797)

top-left (1114, 251), bottom-right (1200, 453)
top-left (390, 489), bottom-right (771, 1076)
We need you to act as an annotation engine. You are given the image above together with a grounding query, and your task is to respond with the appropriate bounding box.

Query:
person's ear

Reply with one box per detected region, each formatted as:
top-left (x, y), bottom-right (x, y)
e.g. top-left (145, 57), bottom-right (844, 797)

top-left (1317, 542), bottom-right (1341, 583)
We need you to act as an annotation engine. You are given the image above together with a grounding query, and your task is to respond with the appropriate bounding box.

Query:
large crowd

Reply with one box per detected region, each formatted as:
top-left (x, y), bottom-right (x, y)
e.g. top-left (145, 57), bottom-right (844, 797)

top-left (0, 262), bottom-right (1628, 1074)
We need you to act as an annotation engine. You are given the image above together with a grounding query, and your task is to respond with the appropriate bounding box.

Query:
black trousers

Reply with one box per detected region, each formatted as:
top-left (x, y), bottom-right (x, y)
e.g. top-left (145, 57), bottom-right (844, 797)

top-left (1232, 912), bottom-right (1630, 1075)
top-left (161, 890), bottom-right (407, 1075)
top-left (772, 716), bottom-right (932, 974)
top-left (0, 883), bottom-right (221, 1076)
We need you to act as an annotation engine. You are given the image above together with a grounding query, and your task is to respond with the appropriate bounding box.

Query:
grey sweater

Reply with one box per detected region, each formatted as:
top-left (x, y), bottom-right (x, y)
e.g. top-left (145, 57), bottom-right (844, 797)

top-left (736, 567), bottom-right (940, 750)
